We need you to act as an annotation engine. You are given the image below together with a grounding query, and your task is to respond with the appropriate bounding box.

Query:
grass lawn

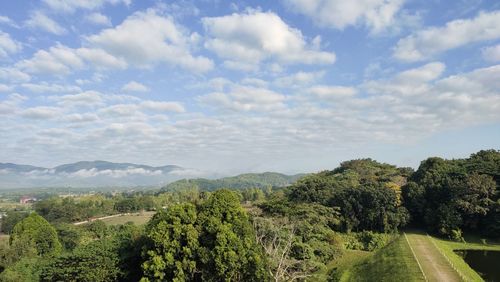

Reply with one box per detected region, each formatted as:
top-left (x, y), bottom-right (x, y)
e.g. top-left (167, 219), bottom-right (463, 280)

top-left (430, 234), bottom-right (500, 282)
top-left (99, 211), bottom-right (156, 226)
top-left (334, 234), bottom-right (426, 282)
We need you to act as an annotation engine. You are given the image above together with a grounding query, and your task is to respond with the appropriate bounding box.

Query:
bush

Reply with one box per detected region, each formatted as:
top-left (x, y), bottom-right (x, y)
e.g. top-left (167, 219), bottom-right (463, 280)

top-left (450, 229), bottom-right (465, 243)
top-left (341, 231), bottom-right (395, 251)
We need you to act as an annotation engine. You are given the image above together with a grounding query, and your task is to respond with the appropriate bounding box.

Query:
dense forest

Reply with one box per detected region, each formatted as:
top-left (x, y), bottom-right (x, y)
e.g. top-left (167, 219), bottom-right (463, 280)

top-left (0, 149), bottom-right (498, 281)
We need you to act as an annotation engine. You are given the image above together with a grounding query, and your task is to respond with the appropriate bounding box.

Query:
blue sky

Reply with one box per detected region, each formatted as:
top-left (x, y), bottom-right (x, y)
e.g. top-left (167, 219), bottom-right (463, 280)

top-left (0, 0), bottom-right (499, 175)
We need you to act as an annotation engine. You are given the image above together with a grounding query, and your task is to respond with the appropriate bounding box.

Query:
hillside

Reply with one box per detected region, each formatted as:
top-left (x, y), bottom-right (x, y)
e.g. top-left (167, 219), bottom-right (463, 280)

top-left (162, 172), bottom-right (306, 192)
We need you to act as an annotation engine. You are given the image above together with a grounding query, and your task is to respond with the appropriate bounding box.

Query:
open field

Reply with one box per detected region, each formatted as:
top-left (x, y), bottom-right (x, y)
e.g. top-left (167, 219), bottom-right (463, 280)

top-left (98, 211), bottom-right (156, 226)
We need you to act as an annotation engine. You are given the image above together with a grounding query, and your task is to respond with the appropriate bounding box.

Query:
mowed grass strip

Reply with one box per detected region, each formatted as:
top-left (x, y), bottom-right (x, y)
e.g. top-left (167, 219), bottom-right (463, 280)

top-left (99, 211), bottom-right (156, 226)
top-left (340, 235), bottom-right (426, 282)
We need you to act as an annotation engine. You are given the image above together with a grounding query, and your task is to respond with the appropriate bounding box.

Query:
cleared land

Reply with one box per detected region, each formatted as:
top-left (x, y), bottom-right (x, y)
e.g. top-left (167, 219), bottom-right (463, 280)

top-left (405, 232), bottom-right (462, 282)
top-left (98, 211), bottom-right (155, 225)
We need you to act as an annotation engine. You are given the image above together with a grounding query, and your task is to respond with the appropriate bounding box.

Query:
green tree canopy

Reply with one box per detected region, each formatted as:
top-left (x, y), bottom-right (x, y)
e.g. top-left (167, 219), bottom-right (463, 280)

top-left (141, 203), bottom-right (199, 282)
top-left (10, 212), bottom-right (61, 257)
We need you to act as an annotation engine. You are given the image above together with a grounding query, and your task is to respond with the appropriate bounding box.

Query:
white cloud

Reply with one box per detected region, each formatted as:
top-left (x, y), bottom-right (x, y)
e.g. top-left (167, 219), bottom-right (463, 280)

top-left (0, 68), bottom-right (30, 82)
top-left (0, 16), bottom-right (18, 27)
top-left (140, 101), bottom-right (185, 113)
top-left (75, 48), bottom-right (127, 69)
top-left (121, 81), bottom-right (149, 92)
top-left (0, 31), bottom-right (21, 58)
top-left (202, 10), bottom-right (335, 69)
top-left (284, 0), bottom-right (404, 33)
top-left (22, 82), bottom-right (81, 93)
top-left (307, 85), bottom-right (357, 99)
top-left (363, 62), bottom-right (445, 95)
top-left (51, 91), bottom-right (105, 107)
top-left (85, 12), bottom-right (112, 26)
top-left (482, 44), bottom-right (500, 62)
top-left (274, 71), bottom-right (325, 88)
top-left (394, 11), bottom-right (500, 62)
top-left (21, 106), bottom-right (61, 119)
top-left (0, 84), bottom-right (12, 92)
top-left (25, 11), bottom-right (67, 35)
top-left (87, 9), bottom-right (213, 72)
top-left (43, 0), bottom-right (131, 13)
top-left (61, 113), bottom-right (99, 123)
top-left (65, 167), bottom-right (162, 178)
top-left (199, 84), bottom-right (286, 112)
top-left (17, 45), bottom-right (83, 75)
top-left (17, 45), bottom-right (126, 75)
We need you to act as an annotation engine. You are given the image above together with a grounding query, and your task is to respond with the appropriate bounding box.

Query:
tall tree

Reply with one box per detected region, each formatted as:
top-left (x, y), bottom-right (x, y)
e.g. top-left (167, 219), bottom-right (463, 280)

top-left (141, 203), bottom-right (199, 282)
top-left (197, 189), bottom-right (269, 282)
top-left (9, 212), bottom-right (61, 257)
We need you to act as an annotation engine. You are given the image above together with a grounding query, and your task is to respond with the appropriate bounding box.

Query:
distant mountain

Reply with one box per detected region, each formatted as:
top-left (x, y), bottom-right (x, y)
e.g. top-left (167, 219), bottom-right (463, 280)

top-left (0, 161), bottom-right (198, 188)
top-left (163, 172), bottom-right (306, 192)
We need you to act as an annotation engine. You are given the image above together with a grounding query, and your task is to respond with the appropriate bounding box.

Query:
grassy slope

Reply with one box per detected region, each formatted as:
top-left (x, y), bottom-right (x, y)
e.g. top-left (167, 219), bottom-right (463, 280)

top-left (431, 234), bottom-right (500, 282)
top-left (326, 235), bottom-right (425, 282)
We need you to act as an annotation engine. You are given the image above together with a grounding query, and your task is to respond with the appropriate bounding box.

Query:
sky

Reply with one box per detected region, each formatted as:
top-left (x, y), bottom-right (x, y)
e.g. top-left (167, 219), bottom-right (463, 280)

top-left (0, 0), bottom-right (499, 175)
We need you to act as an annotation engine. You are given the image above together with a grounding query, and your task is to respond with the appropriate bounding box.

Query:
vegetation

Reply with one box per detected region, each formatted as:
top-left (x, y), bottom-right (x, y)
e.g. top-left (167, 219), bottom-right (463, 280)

top-left (402, 149), bottom-right (500, 238)
top-left (329, 235), bottom-right (425, 282)
top-left (163, 172), bottom-right (304, 192)
top-left (0, 149), bottom-right (498, 281)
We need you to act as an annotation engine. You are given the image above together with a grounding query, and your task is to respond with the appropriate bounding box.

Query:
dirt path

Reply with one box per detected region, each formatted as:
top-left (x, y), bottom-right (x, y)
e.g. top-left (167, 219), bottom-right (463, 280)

top-left (405, 233), bottom-right (462, 282)
top-left (73, 213), bottom-right (128, 225)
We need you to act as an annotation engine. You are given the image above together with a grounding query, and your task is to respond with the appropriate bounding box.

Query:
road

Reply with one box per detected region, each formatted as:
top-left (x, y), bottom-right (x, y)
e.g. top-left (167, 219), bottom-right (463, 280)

top-left (405, 233), bottom-right (462, 282)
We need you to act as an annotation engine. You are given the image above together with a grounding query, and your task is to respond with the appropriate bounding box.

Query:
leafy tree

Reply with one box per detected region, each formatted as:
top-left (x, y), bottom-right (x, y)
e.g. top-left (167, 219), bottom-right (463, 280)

top-left (40, 239), bottom-right (119, 282)
top-left (10, 212), bottom-right (62, 257)
top-left (330, 185), bottom-right (409, 232)
top-left (54, 223), bottom-right (84, 251)
top-left (1, 211), bottom-right (28, 234)
top-left (110, 222), bottom-right (145, 281)
top-left (197, 189), bottom-right (269, 282)
top-left (401, 182), bottom-right (426, 224)
top-left (141, 203), bottom-right (199, 282)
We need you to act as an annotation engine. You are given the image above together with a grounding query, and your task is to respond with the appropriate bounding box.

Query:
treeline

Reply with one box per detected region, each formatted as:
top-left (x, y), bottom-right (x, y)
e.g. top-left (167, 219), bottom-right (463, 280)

top-left (403, 150), bottom-right (499, 238)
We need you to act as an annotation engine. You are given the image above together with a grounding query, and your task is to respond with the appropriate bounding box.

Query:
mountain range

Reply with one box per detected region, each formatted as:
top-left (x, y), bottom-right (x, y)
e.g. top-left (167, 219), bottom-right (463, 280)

top-left (0, 161), bottom-right (198, 188)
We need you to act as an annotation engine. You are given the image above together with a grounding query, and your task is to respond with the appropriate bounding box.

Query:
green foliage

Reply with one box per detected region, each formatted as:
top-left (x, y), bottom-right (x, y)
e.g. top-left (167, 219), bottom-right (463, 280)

top-left (330, 185), bottom-right (409, 232)
top-left (84, 220), bottom-right (108, 239)
top-left (341, 232), bottom-right (395, 251)
top-left (141, 190), bottom-right (269, 282)
top-left (0, 257), bottom-right (45, 282)
top-left (33, 195), bottom-right (115, 223)
top-left (163, 172), bottom-right (304, 192)
top-left (141, 203), bottom-right (199, 282)
top-left (54, 223), bottom-right (84, 251)
top-left (197, 189), bottom-right (269, 282)
top-left (40, 239), bottom-right (120, 282)
top-left (1, 211), bottom-right (28, 234)
top-left (402, 150), bottom-right (499, 237)
top-left (10, 212), bottom-right (62, 257)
